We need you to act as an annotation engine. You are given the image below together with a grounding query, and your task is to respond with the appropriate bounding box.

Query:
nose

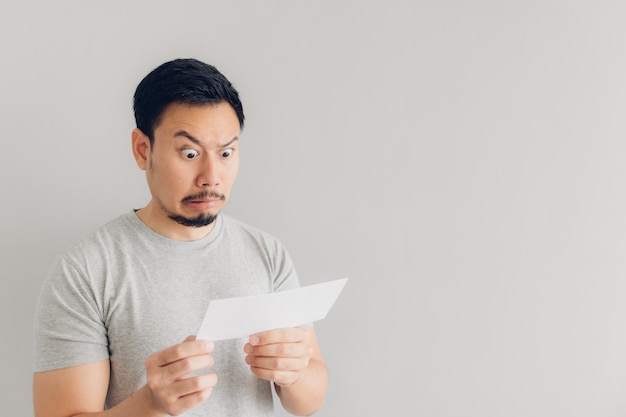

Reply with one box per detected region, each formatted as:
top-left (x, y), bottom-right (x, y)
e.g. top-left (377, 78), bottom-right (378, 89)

top-left (197, 156), bottom-right (220, 188)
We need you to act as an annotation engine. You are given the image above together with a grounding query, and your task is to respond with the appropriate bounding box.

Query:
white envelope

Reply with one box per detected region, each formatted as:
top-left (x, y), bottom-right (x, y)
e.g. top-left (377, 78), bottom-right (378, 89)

top-left (196, 278), bottom-right (348, 341)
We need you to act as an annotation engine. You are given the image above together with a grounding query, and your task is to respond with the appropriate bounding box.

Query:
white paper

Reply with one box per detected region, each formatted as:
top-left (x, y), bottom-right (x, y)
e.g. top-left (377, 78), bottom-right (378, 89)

top-left (196, 278), bottom-right (348, 341)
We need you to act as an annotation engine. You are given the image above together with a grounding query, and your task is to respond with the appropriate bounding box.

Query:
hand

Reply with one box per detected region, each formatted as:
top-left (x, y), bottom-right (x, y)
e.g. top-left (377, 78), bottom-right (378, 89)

top-left (144, 336), bottom-right (217, 416)
top-left (243, 327), bottom-right (314, 387)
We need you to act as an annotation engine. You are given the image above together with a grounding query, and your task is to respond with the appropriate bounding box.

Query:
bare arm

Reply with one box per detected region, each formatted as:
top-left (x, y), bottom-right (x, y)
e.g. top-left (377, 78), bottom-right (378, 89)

top-left (34, 360), bottom-right (113, 417)
top-left (244, 327), bottom-right (329, 416)
top-left (33, 338), bottom-right (216, 417)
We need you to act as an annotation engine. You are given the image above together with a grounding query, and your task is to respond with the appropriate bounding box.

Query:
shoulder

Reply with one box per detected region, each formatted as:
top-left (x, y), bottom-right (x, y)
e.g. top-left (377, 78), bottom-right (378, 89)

top-left (219, 214), bottom-right (299, 290)
top-left (219, 214), bottom-right (293, 260)
top-left (56, 212), bottom-right (135, 268)
top-left (221, 214), bottom-right (282, 244)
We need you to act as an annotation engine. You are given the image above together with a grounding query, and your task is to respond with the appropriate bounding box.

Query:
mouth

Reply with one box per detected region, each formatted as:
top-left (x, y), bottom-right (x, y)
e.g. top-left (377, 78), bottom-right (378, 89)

top-left (182, 191), bottom-right (225, 211)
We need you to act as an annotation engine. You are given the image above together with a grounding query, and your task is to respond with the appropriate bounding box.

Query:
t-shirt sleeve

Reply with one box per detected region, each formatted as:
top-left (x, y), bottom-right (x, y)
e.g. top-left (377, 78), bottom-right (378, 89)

top-left (33, 255), bottom-right (110, 372)
top-left (270, 238), bottom-right (302, 293)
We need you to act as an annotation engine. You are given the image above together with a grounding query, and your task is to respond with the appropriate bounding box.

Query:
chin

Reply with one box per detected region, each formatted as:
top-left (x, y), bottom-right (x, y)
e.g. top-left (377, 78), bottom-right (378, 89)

top-left (169, 212), bottom-right (218, 228)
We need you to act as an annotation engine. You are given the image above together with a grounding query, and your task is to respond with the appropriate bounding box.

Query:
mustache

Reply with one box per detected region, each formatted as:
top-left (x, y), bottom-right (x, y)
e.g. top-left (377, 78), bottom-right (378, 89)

top-left (181, 190), bottom-right (225, 203)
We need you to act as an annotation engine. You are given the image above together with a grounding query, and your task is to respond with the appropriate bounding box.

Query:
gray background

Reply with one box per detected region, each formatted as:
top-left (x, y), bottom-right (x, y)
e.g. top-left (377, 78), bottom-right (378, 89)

top-left (2, 1), bottom-right (626, 416)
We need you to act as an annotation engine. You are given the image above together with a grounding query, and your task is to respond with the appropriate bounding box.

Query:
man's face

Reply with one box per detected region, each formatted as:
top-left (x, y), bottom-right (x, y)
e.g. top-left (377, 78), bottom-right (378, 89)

top-left (133, 101), bottom-right (241, 239)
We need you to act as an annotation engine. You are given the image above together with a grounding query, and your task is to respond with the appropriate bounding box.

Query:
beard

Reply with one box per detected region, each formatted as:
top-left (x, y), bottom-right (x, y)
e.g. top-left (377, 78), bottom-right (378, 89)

top-left (168, 212), bottom-right (218, 228)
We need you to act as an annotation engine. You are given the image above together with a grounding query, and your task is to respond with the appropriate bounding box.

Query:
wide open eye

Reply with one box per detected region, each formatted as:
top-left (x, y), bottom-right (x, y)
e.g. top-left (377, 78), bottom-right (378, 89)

top-left (220, 148), bottom-right (233, 158)
top-left (182, 148), bottom-right (199, 159)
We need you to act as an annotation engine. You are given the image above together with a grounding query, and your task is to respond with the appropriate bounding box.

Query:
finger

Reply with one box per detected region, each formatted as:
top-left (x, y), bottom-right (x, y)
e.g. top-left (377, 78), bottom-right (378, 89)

top-left (166, 353), bottom-right (215, 380)
top-left (245, 354), bottom-right (310, 373)
top-left (174, 372), bottom-right (219, 395)
top-left (162, 373), bottom-right (218, 415)
top-left (244, 341), bottom-right (312, 358)
top-left (249, 327), bottom-right (308, 346)
top-left (145, 353), bottom-right (215, 394)
top-left (152, 339), bottom-right (214, 367)
top-left (248, 366), bottom-right (299, 387)
top-left (173, 386), bottom-right (214, 414)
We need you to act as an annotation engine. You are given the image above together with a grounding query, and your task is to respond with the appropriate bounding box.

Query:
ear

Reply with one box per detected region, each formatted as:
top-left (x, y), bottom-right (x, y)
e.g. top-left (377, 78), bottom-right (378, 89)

top-left (132, 128), bottom-right (150, 171)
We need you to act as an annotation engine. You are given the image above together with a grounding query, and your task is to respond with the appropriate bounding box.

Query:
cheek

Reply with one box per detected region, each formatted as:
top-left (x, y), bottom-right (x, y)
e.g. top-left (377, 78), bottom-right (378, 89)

top-left (148, 160), bottom-right (192, 197)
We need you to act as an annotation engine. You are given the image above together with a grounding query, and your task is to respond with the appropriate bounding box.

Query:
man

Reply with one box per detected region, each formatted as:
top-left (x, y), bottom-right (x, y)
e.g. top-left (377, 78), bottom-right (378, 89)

top-left (33, 58), bottom-right (328, 417)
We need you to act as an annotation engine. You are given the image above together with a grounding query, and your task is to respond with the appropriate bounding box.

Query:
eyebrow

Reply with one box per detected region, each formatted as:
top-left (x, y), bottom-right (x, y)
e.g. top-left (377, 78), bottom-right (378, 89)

top-left (173, 130), bottom-right (239, 147)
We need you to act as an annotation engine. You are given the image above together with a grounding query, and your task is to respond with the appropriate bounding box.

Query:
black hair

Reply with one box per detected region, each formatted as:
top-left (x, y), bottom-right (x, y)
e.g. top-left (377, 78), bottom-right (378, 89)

top-left (133, 58), bottom-right (245, 143)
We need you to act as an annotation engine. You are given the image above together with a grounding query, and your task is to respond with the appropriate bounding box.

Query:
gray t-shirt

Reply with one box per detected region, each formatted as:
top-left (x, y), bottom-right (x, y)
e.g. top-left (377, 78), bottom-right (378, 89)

top-left (34, 211), bottom-right (301, 416)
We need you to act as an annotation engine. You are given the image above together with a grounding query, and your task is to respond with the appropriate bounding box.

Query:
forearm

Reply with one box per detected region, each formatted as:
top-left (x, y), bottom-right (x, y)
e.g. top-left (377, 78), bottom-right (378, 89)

top-left (70, 386), bottom-right (166, 417)
top-left (275, 358), bottom-right (329, 416)
top-left (34, 381), bottom-right (165, 417)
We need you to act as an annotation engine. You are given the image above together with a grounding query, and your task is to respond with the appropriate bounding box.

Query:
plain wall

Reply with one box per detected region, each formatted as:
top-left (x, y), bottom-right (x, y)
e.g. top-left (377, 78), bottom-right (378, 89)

top-left (3, 1), bottom-right (626, 415)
